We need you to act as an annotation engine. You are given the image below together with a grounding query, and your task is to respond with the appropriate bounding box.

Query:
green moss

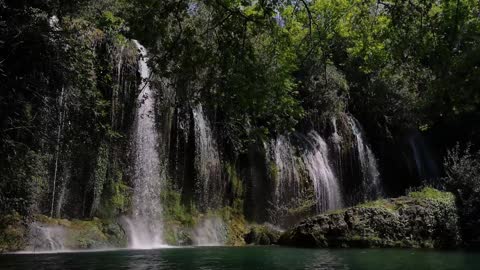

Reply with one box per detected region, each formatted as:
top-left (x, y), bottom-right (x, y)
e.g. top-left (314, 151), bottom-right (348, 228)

top-left (156, 181), bottom-right (249, 246)
top-left (98, 170), bottom-right (131, 219)
top-left (226, 163), bottom-right (243, 197)
top-left (110, 180), bottom-right (131, 212)
top-left (216, 206), bottom-right (247, 246)
top-left (0, 212), bottom-right (27, 252)
top-left (355, 187), bottom-right (454, 214)
top-left (269, 161), bottom-right (279, 184)
top-left (287, 199), bottom-right (316, 216)
top-left (358, 199), bottom-right (398, 212)
top-left (408, 187), bottom-right (455, 204)
top-left (245, 224), bottom-right (281, 245)
top-left (326, 208), bottom-right (347, 215)
top-left (162, 188), bottom-right (197, 226)
top-left (33, 215), bottom-right (127, 249)
top-left (160, 187), bottom-right (199, 245)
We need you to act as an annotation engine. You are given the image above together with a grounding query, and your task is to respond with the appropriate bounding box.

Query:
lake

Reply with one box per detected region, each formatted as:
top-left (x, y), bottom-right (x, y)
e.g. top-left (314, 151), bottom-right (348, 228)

top-left (1, 246), bottom-right (479, 270)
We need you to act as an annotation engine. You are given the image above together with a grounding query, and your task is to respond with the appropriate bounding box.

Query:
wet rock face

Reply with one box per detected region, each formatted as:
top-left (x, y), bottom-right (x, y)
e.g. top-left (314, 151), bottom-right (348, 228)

top-left (279, 190), bottom-right (461, 249)
top-left (244, 225), bottom-right (282, 245)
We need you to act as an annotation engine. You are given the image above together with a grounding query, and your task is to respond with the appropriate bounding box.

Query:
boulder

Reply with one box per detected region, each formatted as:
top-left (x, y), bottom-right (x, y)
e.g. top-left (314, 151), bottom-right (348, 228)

top-left (279, 188), bottom-right (461, 248)
top-left (244, 224), bottom-right (282, 245)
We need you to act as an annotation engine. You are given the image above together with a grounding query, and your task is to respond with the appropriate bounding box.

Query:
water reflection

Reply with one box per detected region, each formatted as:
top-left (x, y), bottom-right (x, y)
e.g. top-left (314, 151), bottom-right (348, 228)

top-left (304, 250), bottom-right (347, 270)
top-left (1, 247), bottom-right (480, 270)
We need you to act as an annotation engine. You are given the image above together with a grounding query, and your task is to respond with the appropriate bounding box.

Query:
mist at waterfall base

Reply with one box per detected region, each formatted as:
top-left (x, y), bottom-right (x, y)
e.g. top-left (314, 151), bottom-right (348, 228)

top-left (3, 247), bottom-right (480, 270)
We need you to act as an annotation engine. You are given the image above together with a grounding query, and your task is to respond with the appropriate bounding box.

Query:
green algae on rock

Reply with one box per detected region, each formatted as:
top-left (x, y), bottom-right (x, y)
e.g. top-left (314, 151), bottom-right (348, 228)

top-left (279, 188), bottom-right (461, 248)
top-left (244, 224), bottom-right (282, 245)
top-left (27, 215), bottom-right (127, 251)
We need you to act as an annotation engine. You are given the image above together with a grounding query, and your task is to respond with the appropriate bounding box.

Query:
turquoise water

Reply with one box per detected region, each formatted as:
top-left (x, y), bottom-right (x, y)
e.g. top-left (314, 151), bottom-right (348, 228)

top-left (1, 246), bottom-right (479, 270)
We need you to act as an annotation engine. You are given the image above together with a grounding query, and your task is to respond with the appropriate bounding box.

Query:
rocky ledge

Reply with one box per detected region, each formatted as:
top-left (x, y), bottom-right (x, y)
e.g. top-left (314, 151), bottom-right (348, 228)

top-left (0, 214), bottom-right (126, 252)
top-left (279, 188), bottom-right (461, 248)
top-left (244, 224), bottom-right (282, 245)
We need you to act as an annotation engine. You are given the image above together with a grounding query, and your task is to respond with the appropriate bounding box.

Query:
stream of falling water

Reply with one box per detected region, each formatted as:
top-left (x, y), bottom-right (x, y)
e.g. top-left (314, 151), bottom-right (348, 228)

top-left (303, 131), bottom-right (342, 212)
top-left (124, 41), bottom-right (166, 249)
top-left (271, 135), bottom-right (302, 206)
top-left (348, 116), bottom-right (383, 199)
top-left (270, 132), bottom-right (342, 217)
top-left (193, 105), bottom-right (222, 210)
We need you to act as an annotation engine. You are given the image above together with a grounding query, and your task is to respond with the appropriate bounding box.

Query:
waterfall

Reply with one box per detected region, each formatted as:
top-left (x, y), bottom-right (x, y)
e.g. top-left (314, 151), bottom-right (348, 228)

top-left (271, 135), bottom-right (302, 206)
top-left (347, 116), bottom-right (383, 199)
top-left (303, 131), bottom-right (342, 212)
top-left (193, 105), bottom-right (222, 210)
top-left (125, 41), bottom-right (166, 249)
top-left (269, 132), bottom-right (342, 218)
top-left (330, 117), bottom-right (343, 180)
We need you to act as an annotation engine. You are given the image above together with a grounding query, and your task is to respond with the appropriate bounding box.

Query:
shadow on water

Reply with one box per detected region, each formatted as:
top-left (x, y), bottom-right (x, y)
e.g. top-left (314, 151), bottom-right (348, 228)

top-left (1, 247), bottom-right (480, 270)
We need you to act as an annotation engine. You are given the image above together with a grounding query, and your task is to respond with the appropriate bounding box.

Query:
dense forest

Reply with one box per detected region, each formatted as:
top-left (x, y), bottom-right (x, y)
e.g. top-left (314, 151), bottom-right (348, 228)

top-left (1, 0), bottom-right (480, 251)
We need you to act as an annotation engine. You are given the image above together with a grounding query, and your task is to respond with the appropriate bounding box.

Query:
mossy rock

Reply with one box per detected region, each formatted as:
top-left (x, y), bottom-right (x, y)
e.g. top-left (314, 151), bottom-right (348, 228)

top-left (244, 224), bottom-right (282, 245)
top-left (163, 220), bottom-right (193, 246)
top-left (0, 212), bottom-right (27, 252)
top-left (26, 215), bottom-right (127, 251)
top-left (279, 188), bottom-right (461, 249)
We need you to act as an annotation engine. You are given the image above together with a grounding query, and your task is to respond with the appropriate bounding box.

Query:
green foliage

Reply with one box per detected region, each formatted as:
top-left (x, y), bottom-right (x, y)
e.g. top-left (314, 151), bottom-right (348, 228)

top-left (212, 206), bottom-right (247, 246)
top-left (120, 0), bottom-right (305, 151)
top-left (358, 199), bottom-right (395, 210)
top-left (443, 143), bottom-right (480, 245)
top-left (34, 215), bottom-right (127, 249)
top-left (226, 163), bottom-right (243, 198)
top-left (0, 212), bottom-right (27, 252)
top-left (162, 188), bottom-right (197, 226)
top-left (98, 171), bottom-right (131, 218)
top-left (0, 0), bottom-right (139, 218)
top-left (408, 187), bottom-right (455, 204)
top-left (357, 187), bottom-right (454, 213)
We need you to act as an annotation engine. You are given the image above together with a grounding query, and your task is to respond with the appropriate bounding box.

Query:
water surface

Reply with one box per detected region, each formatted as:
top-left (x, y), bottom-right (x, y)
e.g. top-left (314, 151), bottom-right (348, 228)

top-left (1, 246), bottom-right (478, 270)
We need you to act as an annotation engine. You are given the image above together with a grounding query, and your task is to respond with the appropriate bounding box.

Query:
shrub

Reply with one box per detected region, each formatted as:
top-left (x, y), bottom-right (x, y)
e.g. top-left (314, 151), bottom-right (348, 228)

top-left (443, 143), bottom-right (480, 246)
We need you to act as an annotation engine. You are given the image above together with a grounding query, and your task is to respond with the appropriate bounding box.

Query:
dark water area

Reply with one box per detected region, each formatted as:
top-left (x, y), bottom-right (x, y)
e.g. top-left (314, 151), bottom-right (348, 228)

top-left (1, 247), bottom-right (479, 270)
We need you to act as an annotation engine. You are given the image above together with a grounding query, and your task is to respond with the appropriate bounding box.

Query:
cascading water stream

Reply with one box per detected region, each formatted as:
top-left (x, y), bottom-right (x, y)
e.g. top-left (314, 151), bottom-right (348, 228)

top-left (271, 135), bottom-right (302, 206)
top-left (303, 131), bottom-right (342, 212)
top-left (124, 41), bottom-right (166, 249)
top-left (193, 105), bottom-right (222, 210)
top-left (347, 116), bottom-right (383, 199)
top-left (330, 117), bottom-right (343, 180)
top-left (269, 132), bottom-right (342, 217)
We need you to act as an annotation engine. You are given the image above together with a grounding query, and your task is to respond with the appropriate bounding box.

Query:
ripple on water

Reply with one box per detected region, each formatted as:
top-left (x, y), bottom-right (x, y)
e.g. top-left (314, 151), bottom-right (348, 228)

top-left (1, 247), bottom-right (480, 270)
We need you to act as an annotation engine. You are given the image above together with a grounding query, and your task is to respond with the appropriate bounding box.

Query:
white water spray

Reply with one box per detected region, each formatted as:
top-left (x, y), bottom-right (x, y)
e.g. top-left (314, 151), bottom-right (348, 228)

top-left (348, 116), bottom-right (382, 198)
top-left (193, 105), bottom-right (222, 210)
top-left (124, 41), bottom-right (166, 249)
top-left (192, 217), bottom-right (227, 246)
top-left (271, 135), bottom-right (302, 205)
top-left (303, 131), bottom-right (342, 212)
top-left (28, 222), bottom-right (67, 252)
